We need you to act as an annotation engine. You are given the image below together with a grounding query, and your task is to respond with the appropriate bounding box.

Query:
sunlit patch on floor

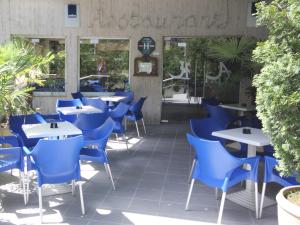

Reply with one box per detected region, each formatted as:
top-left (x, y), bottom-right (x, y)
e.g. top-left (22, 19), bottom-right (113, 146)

top-left (96, 208), bottom-right (112, 215)
top-left (106, 136), bottom-right (143, 151)
top-left (123, 212), bottom-right (216, 225)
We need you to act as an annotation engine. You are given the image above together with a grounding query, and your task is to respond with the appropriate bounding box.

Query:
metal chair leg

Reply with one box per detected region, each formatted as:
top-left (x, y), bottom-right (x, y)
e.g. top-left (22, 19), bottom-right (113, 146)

top-left (188, 159), bottom-right (196, 183)
top-left (125, 118), bottom-right (127, 131)
top-left (141, 118), bottom-right (146, 134)
top-left (104, 163), bottom-right (116, 190)
top-left (259, 182), bottom-right (266, 218)
top-left (19, 170), bottom-right (22, 187)
top-left (215, 188), bottom-right (219, 200)
top-left (135, 121), bottom-right (140, 137)
top-left (217, 192), bottom-right (227, 225)
top-left (71, 180), bottom-right (75, 196)
top-left (21, 172), bottom-right (27, 205)
top-left (26, 173), bottom-right (30, 204)
top-left (255, 182), bottom-right (259, 219)
top-left (38, 187), bottom-right (43, 223)
top-left (78, 182), bottom-right (85, 215)
top-left (123, 134), bottom-right (129, 151)
top-left (185, 179), bottom-right (195, 210)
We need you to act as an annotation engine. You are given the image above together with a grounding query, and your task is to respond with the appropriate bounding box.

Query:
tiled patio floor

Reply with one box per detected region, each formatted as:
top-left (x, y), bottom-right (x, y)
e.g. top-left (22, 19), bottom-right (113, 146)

top-left (0, 123), bottom-right (279, 225)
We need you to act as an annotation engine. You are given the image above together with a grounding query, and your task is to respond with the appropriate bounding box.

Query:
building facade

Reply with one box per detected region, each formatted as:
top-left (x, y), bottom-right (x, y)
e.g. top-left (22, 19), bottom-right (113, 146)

top-left (0, 0), bottom-right (265, 124)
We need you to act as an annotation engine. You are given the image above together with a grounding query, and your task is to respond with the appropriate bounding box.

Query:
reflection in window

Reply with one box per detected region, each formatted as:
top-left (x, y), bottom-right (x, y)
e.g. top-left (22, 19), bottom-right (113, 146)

top-left (80, 39), bottom-right (129, 92)
top-left (14, 37), bottom-right (66, 92)
top-left (163, 37), bottom-right (257, 104)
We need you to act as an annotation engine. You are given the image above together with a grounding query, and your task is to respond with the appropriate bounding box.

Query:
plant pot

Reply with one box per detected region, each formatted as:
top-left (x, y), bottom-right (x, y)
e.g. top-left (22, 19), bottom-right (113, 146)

top-left (0, 126), bottom-right (12, 136)
top-left (276, 185), bottom-right (300, 225)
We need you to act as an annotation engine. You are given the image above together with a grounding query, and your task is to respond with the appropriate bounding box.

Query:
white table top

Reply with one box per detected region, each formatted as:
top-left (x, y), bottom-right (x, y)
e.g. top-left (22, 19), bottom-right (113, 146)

top-left (22, 121), bottom-right (82, 139)
top-left (212, 127), bottom-right (270, 147)
top-left (56, 105), bottom-right (103, 115)
top-left (219, 104), bottom-right (256, 112)
top-left (98, 96), bottom-right (126, 102)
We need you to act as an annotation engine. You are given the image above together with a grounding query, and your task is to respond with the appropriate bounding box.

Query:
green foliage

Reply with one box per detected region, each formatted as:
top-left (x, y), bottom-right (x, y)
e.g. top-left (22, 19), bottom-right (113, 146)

top-left (253, 0), bottom-right (300, 179)
top-left (0, 38), bottom-right (54, 122)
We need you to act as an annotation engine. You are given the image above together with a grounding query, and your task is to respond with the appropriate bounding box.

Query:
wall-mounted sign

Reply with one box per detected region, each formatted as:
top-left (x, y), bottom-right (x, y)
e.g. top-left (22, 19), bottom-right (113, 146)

top-left (138, 37), bottom-right (155, 56)
top-left (65, 4), bottom-right (80, 27)
top-left (134, 56), bottom-right (158, 76)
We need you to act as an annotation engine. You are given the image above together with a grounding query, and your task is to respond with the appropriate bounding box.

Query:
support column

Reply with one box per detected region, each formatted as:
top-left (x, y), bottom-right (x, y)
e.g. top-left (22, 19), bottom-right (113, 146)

top-left (130, 34), bottom-right (163, 124)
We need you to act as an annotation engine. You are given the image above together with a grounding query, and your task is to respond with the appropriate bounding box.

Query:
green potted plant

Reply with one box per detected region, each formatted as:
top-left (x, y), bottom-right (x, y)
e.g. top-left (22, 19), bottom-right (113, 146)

top-left (0, 38), bottom-right (54, 133)
top-left (253, 0), bottom-right (300, 223)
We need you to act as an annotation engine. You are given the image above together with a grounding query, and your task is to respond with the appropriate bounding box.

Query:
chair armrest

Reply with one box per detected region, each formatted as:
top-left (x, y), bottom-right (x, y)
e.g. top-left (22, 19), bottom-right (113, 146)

top-left (241, 156), bottom-right (261, 169)
top-left (225, 156), bottom-right (261, 182)
top-left (22, 146), bottom-right (32, 156)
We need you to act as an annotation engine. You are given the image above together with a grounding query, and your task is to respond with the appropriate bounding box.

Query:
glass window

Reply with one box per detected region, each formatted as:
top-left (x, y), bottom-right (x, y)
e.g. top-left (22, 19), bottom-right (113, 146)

top-left (163, 37), bottom-right (257, 104)
top-left (79, 39), bottom-right (129, 92)
top-left (13, 37), bottom-right (66, 92)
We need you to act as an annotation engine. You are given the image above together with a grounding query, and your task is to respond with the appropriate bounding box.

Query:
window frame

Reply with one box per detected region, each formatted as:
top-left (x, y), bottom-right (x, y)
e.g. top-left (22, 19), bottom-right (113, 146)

top-left (78, 36), bottom-right (131, 95)
top-left (11, 35), bottom-right (67, 97)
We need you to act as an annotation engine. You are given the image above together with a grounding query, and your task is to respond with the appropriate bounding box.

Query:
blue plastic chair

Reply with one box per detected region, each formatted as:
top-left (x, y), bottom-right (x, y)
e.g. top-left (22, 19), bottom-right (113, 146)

top-left (80, 118), bottom-right (116, 190)
top-left (189, 118), bottom-right (230, 181)
top-left (82, 97), bottom-right (108, 112)
top-left (24, 135), bottom-right (85, 222)
top-left (125, 97), bottom-right (147, 137)
top-left (109, 102), bottom-right (130, 150)
top-left (0, 135), bottom-right (26, 204)
top-left (56, 99), bottom-right (83, 123)
top-left (205, 104), bottom-right (239, 128)
top-left (71, 91), bottom-right (84, 100)
top-left (190, 118), bottom-right (227, 141)
top-left (9, 114), bottom-right (46, 148)
top-left (74, 112), bottom-right (109, 136)
top-left (186, 134), bottom-right (260, 224)
top-left (259, 156), bottom-right (299, 218)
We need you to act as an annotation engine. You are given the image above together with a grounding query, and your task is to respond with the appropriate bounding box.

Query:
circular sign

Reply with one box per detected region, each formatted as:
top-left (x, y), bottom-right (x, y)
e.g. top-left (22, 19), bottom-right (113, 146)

top-left (138, 37), bottom-right (155, 56)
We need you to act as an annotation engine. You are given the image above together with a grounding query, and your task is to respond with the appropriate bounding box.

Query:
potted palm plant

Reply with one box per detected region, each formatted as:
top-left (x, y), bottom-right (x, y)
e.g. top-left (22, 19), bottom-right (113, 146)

top-left (253, 0), bottom-right (300, 223)
top-left (0, 38), bottom-right (54, 134)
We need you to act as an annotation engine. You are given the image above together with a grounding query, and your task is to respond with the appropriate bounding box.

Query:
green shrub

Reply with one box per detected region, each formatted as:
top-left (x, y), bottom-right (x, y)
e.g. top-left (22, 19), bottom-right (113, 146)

top-left (253, 0), bottom-right (300, 179)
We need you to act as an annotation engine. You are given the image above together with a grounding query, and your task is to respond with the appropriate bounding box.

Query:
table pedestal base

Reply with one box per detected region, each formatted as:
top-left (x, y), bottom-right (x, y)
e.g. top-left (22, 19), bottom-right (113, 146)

top-left (227, 190), bottom-right (275, 211)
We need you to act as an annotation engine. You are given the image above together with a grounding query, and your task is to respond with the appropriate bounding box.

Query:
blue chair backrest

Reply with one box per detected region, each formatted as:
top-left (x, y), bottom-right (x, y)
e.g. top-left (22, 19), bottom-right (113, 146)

top-left (84, 118), bottom-right (114, 150)
top-left (31, 135), bottom-right (84, 186)
top-left (109, 102), bottom-right (130, 121)
top-left (82, 97), bottom-right (108, 111)
top-left (56, 99), bottom-right (83, 108)
top-left (202, 97), bottom-right (219, 106)
top-left (9, 114), bottom-right (45, 148)
top-left (129, 97), bottom-right (147, 114)
top-left (71, 92), bottom-right (84, 100)
top-left (186, 133), bottom-right (243, 188)
top-left (0, 136), bottom-right (23, 170)
top-left (190, 118), bottom-right (227, 142)
top-left (115, 91), bottom-right (134, 103)
top-left (205, 104), bottom-right (235, 127)
top-left (74, 111), bottom-right (109, 133)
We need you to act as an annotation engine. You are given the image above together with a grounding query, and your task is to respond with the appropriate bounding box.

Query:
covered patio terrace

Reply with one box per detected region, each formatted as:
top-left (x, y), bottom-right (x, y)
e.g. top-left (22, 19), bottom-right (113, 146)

top-left (0, 123), bottom-right (279, 225)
